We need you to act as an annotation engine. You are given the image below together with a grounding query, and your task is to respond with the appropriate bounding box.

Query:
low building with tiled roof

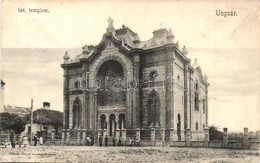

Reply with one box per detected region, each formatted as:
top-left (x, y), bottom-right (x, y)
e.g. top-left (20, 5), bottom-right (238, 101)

top-left (22, 103), bottom-right (63, 137)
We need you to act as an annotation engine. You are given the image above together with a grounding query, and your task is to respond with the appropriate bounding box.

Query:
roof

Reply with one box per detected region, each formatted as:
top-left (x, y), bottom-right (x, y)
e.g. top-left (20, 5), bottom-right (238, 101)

top-left (68, 27), bottom-right (174, 64)
top-left (139, 28), bottom-right (169, 49)
top-left (24, 108), bottom-right (63, 125)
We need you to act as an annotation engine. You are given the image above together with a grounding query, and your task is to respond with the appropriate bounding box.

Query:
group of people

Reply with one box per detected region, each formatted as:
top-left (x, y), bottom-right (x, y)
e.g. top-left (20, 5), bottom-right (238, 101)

top-left (99, 135), bottom-right (111, 147)
top-left (98, 135), bottom-right (140, 147)
top-left (86, 135), bottom-right (95, 146)
top-left (33, 134), bottom-right (43, 146)
top-left (5, 132), bottom-right (28, 148)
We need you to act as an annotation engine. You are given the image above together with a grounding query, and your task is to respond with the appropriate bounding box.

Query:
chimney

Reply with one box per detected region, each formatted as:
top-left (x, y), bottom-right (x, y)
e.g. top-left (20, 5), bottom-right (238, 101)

top-left (43, 102), bottom-right (50, 109)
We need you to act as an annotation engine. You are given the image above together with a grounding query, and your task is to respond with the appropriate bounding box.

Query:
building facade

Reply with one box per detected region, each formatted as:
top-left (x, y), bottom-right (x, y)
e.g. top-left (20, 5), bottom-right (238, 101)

top-left (61, 18), bottom-right (209, 141)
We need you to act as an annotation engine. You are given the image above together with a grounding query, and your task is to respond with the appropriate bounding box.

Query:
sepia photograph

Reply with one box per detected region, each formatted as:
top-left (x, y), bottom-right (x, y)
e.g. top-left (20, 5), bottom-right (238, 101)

top-left (0, 0), bottom-right (259, 162)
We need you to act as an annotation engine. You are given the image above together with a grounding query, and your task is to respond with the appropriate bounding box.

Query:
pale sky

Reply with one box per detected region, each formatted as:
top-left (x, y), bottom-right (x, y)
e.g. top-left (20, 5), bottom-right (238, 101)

top-left (1, 0), bottom-right (260, 131)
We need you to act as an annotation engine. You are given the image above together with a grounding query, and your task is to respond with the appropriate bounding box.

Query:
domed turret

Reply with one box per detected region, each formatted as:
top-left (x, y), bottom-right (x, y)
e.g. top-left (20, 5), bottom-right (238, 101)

top-left (166, 28), bottom-right (174, 43)
top-left (204, 74), bottom-right (208, 81)
top-left (63, 51), bottom-right (70, 64)
top-left (176, 41), bottom-right (179, 49)
top-left (182, 45), bottom-right (188, 56)
top-left (82, 45), bottom-right (90, 54)
top-left (133, 34), bottom-right (141, 48)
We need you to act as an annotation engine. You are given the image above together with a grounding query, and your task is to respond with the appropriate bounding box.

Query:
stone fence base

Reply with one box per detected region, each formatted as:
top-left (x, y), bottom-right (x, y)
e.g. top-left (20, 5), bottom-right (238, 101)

top-left (55, 127), bottom-right (260, 150)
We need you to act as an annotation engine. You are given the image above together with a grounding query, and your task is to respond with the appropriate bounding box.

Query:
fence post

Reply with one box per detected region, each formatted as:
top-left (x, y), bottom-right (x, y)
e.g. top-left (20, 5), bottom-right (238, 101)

top-left (151, 128), bottom-right (155, 146)
top-left (173, 129), bottom-right (179, 141)
top-left (122, 128), bottom-right (126, 145)
top-left (223, 128), bottom-right (228, 148)
top-left (61, 129), bottom-right (66, 144)
top-left (185, 129), bottom-right (191, 147)
top-left (170, 128), bottom-right (174, 142)
top-left (77, 129), bottom-right (81, 145)
top-left (243, 127), bottom-right (249, 149)
top-left (161, 128), bottom-right (165, 146)
top-left (103, 129), bottom-right (107, 136)
top-left (136, 128), bottom-right (140, 141)
top-left (136, 128), bottom-right (141, 146)
top-left (98, 129), bottom-right (102, 138)
top-left (82, 129), bottom-right (86, 145)
top-left (66, 129), bottom-right (70, 145)
top-left (51, 129), bottom-right (55, 141)
top-left (116, 128), bottom-right (120, 144)
top-left (204, 127), bottom-right (209, 147)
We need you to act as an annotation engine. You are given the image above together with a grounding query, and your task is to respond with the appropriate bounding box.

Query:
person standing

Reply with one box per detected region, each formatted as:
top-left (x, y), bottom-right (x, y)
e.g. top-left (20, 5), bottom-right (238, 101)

top-left (33, 134), bottom-right (38, 146)
top-left (99, 135), bottom-right (103, 147)
top-left (112, 136), bottom-right (116, 146)
top-left (10, 132), bottom-right (15, 148)
top-left (18, 135), bottom-right (23, 148)
top-left (129, 138), bottom-right (133, 147)
top-left (90, 135), bottom-right (94, 146)
top-left (39, 136), bottom-right (43, 145)
top-left (105, 135), bottom-right (108, 147)
top-left (118, 136), bottom-right (122, 146)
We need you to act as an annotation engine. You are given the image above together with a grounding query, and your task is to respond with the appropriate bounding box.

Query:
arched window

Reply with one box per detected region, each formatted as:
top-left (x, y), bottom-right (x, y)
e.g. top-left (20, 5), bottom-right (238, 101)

top-left (74, 80), bottom-right (79, 88)
top-left (194, 83), bottom-right (199, 111)
top-left (72, 97), bottom-right (82, 128)
top-left (196, 122), bottom-right (199, 130)
top-left (147, 90), bottom-right (160, 127)
top-left (177, 114), bottom-right (181, 141)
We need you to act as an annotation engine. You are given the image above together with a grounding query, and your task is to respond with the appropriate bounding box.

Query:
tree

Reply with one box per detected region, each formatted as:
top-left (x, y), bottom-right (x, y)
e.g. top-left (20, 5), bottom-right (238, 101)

top-left (209, 125), bottom-right (223, 140)
top-left (0, 112), bottom-right (26, 134)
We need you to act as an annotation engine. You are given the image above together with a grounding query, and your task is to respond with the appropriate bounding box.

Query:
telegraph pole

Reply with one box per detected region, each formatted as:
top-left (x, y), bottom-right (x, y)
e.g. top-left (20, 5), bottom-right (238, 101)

top-left (30, 99), bottom-right (33, 145)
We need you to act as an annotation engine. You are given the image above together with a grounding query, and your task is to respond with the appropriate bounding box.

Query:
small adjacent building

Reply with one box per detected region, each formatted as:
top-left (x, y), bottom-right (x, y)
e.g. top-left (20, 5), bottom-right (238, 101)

top-left (22, 103), bottom-right (63, 137)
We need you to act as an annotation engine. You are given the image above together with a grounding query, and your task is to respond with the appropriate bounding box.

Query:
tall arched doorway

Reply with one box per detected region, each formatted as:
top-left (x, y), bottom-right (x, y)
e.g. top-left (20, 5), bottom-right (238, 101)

top-left (96, 60), bottom-right (126, 106)
top-left (96, 60), bottom-right (127, 136)
top-left (72, 97), bottom-right (82, 128)
top-left (100, 114), bottom-right (107, 130)
top-left (147, 90), bottom-right (160, 127)
top-left (119, 113), bottom-right (126, 129)
top-left (177, 114), bottom-right (181, 141)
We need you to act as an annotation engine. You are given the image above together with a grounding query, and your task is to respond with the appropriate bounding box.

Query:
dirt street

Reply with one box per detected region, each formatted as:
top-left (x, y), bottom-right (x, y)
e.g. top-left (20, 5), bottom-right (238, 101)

top-left (0, 145), bottom-right (259, 162)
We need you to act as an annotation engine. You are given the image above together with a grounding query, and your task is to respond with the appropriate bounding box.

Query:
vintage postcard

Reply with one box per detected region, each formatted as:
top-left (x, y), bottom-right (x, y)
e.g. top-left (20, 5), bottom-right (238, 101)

top-left (0, 0), bottom-right (259, 162)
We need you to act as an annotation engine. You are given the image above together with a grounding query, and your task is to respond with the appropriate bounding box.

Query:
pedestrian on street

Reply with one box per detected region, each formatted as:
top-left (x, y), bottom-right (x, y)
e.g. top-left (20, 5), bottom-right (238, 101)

top-left (39, 136), bottom-right (43, 145)
top-left (105, 135), bottom-right (108, 147)
top-left (18, 135), bottom-right (23, 148)
top-left (4, 139), bottom-right (8, 148)
top-left (10, 131), bottom-right (15, 148)
top-left (118, 136), bottom-right (122, 146)
top-left (90, 135), bottom-right (94, 146)
top-left (33, 134), bottom-right (38, 146)
top-left (112, 136), bottom-right (116, 146)
top-left (129, 138), bottom-right (133, 147)
top-left (99, 135), bottom-right (103, 147)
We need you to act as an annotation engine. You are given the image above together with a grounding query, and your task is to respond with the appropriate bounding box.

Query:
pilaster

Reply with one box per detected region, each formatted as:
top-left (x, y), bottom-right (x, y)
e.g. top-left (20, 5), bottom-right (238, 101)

top-left (132, 53), bottom-right (141, 128)
top-left (165, 46), bottom-right (175, 129)
top-left (184, 62), bottom-right (189, 130)
top-left (82, 63), bottom-right (89, 129)
top-left (63, 68), bottom-right (70, 129)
